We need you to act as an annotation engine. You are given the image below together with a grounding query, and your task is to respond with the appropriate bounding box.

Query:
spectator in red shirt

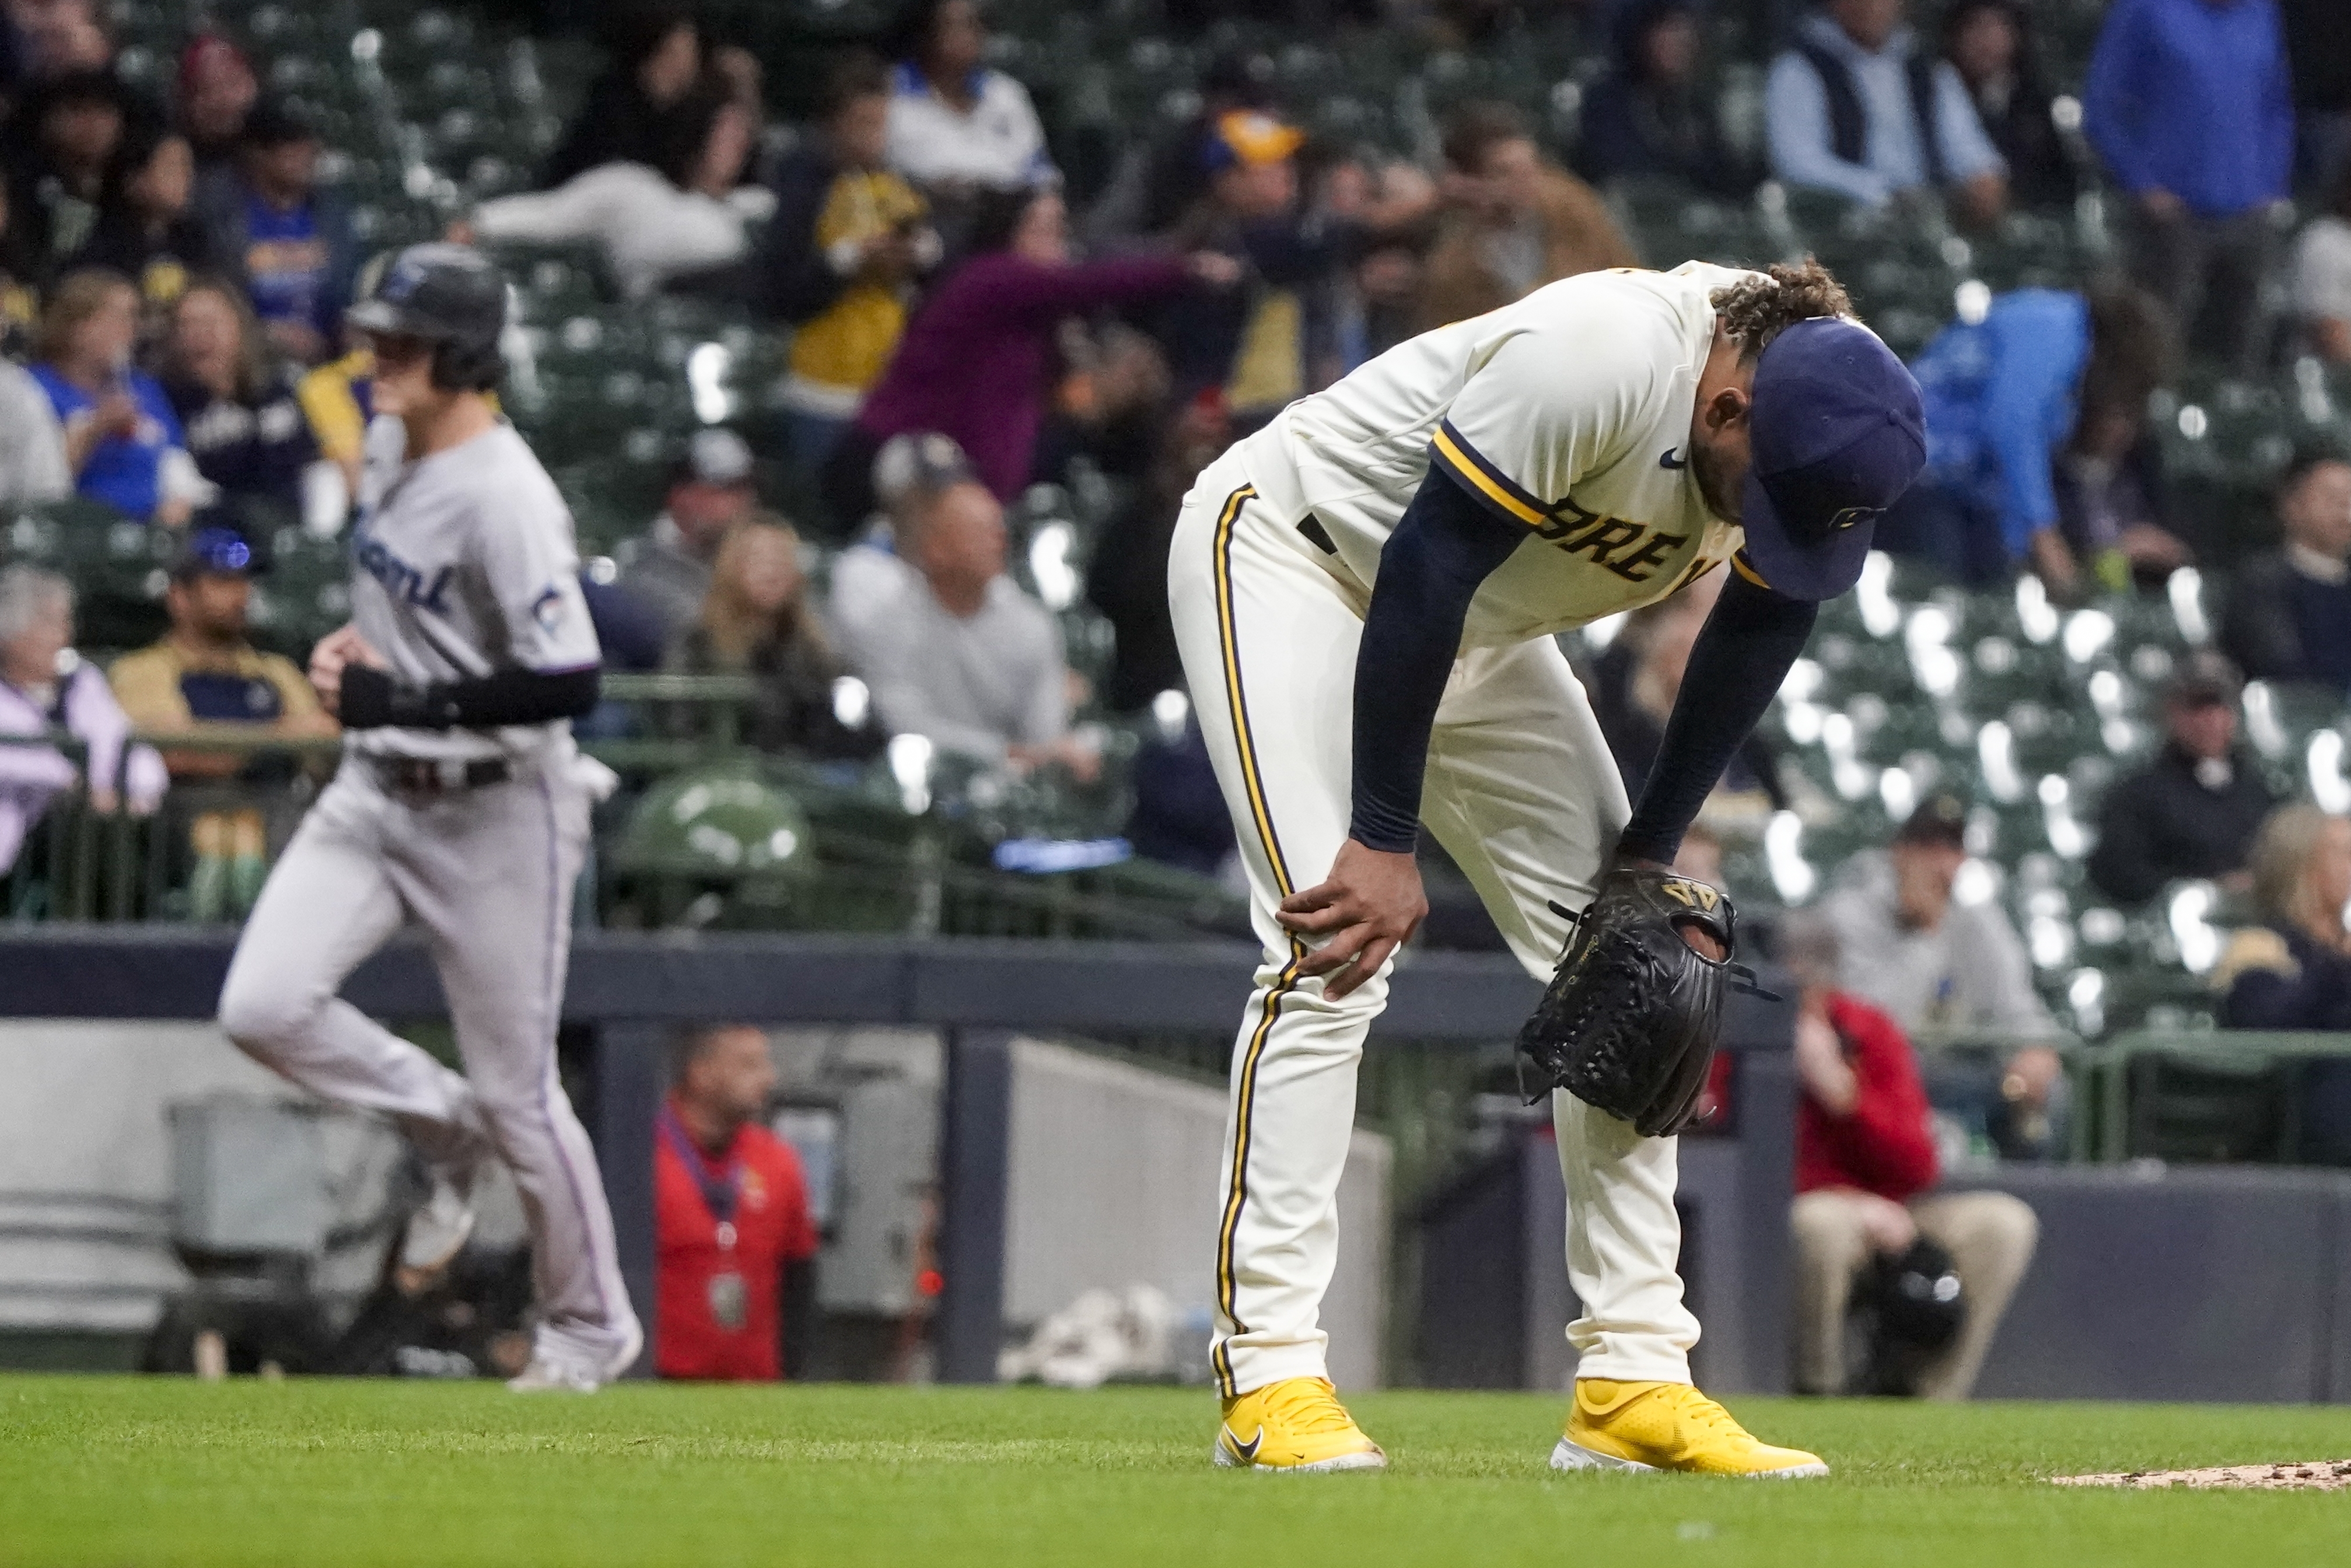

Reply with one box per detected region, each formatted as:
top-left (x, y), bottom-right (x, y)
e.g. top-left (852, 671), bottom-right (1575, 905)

top-left (1780, 913), bottom-right (2038, 1400)
top-left (655, 1023), bottom-right (818, 1381)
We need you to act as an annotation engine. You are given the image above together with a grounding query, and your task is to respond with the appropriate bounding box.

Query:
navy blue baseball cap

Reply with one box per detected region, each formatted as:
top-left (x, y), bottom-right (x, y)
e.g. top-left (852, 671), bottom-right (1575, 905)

top-left (1738, 316), bottom-right (1927, 601)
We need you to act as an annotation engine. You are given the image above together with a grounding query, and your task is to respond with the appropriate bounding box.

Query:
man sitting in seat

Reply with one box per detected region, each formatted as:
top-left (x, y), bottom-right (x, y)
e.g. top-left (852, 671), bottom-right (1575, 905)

top-left (617, 429), bottom-right (760, 643)
top-left (2219, 450), bottom-right (2351, 696)
top-left (1821, 794), bottom-right (2067, 1158)
top-left (1780, 911), bottom-right (2039, 1399)
top-left (838, 469), bottom-right (1096, 779)
top-left (1765, 0), bottom-right (2007, 225)
top-left (108, 525), bottom-right (335, 917)
top-left (2086, 651), bottom-right (2277, 907)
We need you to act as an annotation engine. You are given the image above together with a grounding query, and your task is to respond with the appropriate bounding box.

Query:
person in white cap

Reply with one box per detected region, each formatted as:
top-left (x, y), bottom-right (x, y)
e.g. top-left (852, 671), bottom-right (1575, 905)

top-left (617, 428), bottom-right (759, 640)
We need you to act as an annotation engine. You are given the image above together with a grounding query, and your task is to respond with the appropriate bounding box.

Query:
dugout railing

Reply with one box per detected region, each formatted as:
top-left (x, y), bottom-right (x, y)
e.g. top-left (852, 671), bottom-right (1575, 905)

top-left (0, 674), bottom-right (1250, 940)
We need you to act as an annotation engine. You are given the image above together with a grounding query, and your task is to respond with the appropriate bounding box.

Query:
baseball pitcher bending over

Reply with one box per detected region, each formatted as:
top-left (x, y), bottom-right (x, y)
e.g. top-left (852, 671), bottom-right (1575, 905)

top-left (1170, 259), bottom-right (1924, 1474)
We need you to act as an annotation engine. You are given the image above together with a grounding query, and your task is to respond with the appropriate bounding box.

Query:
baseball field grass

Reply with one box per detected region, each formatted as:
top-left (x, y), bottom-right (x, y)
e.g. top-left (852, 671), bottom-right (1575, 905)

top-left (3, 1376), bottom-right (2344, 1567)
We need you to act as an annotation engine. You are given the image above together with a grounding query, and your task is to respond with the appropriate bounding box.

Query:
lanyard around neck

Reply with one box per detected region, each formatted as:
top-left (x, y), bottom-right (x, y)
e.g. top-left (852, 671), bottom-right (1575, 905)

top-left (660, 1107), bottom-right (743, 1230)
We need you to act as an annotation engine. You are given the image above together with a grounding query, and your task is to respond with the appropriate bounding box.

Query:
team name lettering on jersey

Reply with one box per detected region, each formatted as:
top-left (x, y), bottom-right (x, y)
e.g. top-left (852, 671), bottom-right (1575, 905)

top-left (352, 521), bottom-right (453, 613)
top-left (1531, 495), bottom-right (1689, 583)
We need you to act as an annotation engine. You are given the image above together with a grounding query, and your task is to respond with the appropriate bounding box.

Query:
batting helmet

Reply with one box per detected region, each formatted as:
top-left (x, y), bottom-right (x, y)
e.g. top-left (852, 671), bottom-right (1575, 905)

top-left (345, 243), bottom-right (508, 393)
top-left (614, 764), bottom-right (816, 929)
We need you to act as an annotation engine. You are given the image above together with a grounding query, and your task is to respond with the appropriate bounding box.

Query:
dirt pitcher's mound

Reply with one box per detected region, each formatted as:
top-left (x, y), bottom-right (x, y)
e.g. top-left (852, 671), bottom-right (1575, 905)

top-left (2053, 1462), bottom-right (2351, 1492)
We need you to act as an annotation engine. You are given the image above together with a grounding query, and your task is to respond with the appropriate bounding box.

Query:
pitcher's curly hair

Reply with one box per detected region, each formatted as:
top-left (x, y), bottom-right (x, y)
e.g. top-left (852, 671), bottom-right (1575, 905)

top-left (1709, 258), bottom-right (1855, 360)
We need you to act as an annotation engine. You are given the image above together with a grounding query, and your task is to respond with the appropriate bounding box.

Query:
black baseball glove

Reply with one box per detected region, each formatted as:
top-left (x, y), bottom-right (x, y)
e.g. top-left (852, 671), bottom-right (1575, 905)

top-left (1513, 864), bottom-right (1772, 1137)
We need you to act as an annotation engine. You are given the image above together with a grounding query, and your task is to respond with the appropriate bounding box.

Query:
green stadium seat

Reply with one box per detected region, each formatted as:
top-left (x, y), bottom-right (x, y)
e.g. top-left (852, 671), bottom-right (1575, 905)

top-left (2123, 1051), bottom-right (2294, 1164)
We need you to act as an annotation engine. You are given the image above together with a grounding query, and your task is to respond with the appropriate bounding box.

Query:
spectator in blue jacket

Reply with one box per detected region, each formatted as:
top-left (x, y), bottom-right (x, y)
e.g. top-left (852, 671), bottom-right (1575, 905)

top-left (29, 267), bottom-right (196, 524)
top-left (1576, 1), bottom-right (1755, 197)
top-left (197, 100), bottom-right (357, 366)
top-left (1764, 0), bottom-right (2007, 226)
top-left (2084, 0), bottom-right (2294, 375)
top-left (1881, 281), bottom-right (2175, 591)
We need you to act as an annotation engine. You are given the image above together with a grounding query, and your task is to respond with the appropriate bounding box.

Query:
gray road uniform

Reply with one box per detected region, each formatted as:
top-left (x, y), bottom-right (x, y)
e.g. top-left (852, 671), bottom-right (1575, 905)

top-left (219, 415), bottom-right (637, 1367)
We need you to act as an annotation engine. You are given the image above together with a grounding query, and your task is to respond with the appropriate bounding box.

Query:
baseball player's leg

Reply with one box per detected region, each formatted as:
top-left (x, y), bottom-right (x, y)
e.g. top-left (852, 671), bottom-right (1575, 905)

top-left (218, 772), bottom-right (489, 1170)
top-left (1788, 1188), bottom-right (1876, 1394)
top-left (1418, 637), bottom-right (1699, 1383)
top-left (1423, 642), bottom-right (1825, 1476)
top-left (387, 772), bottom-right (636, 1366)
top-left (1907, 1190), bottom-right (2038, 1400)
top-left (1170, 467), bottom-right (1387, 1406)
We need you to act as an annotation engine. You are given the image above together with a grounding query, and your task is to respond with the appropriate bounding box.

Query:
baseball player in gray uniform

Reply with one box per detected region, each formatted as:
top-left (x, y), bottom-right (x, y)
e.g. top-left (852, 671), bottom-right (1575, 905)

top-left (218, 244), bottom-right (641, 1390)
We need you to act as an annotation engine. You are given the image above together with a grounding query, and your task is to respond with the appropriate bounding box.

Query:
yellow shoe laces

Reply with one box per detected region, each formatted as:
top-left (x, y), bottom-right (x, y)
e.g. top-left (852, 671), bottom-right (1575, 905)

top-left (1664, 1389), bottom-right (1752, 1445)
top-left (1265, 1380), bottom-right (1358, 1435)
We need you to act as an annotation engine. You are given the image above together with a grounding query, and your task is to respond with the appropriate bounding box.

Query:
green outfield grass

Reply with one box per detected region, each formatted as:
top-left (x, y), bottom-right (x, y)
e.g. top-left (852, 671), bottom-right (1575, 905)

top-left (2, 1376), bottom-right (2343, 1567)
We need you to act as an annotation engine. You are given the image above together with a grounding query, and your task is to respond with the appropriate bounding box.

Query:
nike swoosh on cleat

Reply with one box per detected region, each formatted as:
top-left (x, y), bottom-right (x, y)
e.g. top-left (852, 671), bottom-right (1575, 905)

top-left (1659, 447), bottom-right (1688, 470)
top-left (1223, 1424), bottom-right (1264, 1464)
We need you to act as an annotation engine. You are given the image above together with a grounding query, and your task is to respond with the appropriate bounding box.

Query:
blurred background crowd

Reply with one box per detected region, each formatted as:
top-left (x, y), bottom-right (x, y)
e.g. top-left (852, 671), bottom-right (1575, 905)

top-left (0, 1), bottom-right (2348, 1171)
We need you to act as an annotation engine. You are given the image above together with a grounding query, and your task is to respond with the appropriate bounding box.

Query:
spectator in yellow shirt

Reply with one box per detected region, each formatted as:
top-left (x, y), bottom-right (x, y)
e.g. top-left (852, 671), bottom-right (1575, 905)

top-left (762, 52), bottom-right (939, 477)
top-left (109, 526), bottom-right (336, 918)
top-left (295, 341), bottom-right (372, 496)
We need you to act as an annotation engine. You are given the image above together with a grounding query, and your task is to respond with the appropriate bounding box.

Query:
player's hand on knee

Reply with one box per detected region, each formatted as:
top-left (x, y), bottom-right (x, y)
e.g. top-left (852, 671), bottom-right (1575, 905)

top-left (1276, 839), bottom-right (1428, 1000)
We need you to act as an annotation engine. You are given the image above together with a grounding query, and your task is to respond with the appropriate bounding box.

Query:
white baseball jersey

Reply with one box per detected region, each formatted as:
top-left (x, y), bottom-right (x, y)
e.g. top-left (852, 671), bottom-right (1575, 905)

top-left (348, 415), bottom-right (599, 764)
top-left (219, 408), bottom-right (638, 1380)
top-left (1235, 261), bottom-right (1762, 646)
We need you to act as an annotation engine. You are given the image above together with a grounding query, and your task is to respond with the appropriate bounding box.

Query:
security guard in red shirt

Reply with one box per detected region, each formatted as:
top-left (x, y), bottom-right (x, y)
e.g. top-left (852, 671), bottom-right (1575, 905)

top-left (655, 1024), bottom-right (818, 1380)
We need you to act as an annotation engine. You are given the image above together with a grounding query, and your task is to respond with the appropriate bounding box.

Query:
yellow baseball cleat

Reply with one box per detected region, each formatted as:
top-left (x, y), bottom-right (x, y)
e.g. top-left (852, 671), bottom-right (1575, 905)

top-left (1214, 1377), bottom-right (1388, 1473)
top-left (1552, 1379), bottom-right (1828, 1478)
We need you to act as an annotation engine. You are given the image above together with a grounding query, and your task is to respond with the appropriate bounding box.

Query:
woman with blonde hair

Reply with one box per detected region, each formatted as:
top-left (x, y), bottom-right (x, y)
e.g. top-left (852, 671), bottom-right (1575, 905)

top-left (158, 276), bottom-right (320, 516)
top-left (666, 519), bottom-right (881, 761)
top-left (28, 268), bottom-right (199, 524)
top-left (2219, 803), bottom-right (2351, 1158)
top-left (2220, 805), bottom-right (2351, 1017)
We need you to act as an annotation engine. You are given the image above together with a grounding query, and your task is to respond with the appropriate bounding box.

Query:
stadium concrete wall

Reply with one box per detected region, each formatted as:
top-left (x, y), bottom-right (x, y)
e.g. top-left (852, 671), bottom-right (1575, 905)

top-left (1002, 1038), bottom-right (1391, 1390)
top-left (0, 1022), bottom-right (407, 1340)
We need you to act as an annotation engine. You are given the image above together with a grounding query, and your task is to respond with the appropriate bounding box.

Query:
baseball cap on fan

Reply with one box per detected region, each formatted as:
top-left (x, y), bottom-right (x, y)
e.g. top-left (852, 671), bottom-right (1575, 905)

top-left (870, 430), bottom-right (975, 512)
top-left (674, 428), bottom-right (754, 488)
top-left (1200, 110), bottom-right (1305, 172)
top-left (1737, 316), bottom-right (1927, 601)
top-left (170, 525), bottom-right (259, 582)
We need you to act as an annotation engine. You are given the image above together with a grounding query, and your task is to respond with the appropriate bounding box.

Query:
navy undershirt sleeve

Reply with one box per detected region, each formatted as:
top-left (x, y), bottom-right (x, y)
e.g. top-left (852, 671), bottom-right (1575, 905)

top-left (1347, 466), bottom-right (1527, 852)
top-left (338, 664), bottom-right (602, 730)
top-left (1617, 569), bottom-right (1817, 865)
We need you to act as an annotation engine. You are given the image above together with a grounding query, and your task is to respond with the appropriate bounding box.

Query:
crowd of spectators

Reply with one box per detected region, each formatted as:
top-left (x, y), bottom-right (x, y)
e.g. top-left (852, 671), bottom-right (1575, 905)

top-left (0, 0), bottom-right (2345, 1005)
top-left (0, 8), bottom-right (376, 535)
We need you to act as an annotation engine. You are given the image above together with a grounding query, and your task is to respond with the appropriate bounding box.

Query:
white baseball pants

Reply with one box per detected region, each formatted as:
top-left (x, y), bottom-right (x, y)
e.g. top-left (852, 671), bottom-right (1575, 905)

top-left (1170, 453), bottom-right (1699, 1397)
top-left (218, 760), bottom-right (638, 1363)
